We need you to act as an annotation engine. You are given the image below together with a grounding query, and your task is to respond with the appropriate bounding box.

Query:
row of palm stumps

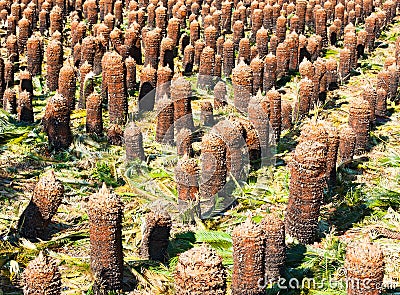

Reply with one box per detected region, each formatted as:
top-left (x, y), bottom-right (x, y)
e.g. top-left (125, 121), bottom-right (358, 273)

top-left (1, 0), bottom-right (397, 208)
top-left (16, 43), bottom-right (398, 295)
top-left (0, 0), bottom-right (398, 133)
top-left (0, 0), bottom-right (397, 149)
top-left (2, 0), bottom-right (399, 293)
top-left (18, 160), bottom-right (385, 295)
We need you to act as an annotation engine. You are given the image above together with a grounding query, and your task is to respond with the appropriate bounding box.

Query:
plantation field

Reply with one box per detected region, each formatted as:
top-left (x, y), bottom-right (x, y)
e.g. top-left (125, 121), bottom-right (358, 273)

top-left (0, 0), bottom-right (400, 294)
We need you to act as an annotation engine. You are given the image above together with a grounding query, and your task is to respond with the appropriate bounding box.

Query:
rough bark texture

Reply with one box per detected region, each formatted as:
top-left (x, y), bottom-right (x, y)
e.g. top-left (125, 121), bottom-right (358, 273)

top-left (58, 64), bottom-right (77, 111)
top-left (88, 184), bottom-right (124, 294)
top-left (214, 119), bottom-right (247, 182)
top-left (78, 61), bottom-right (94, 109)
top-left (105, 52), bottom-right (127, 124)
top-left (314, 58), bottom-right (327, 102)
top-left (175, 157), bottom-right (199, 203)
top-left (344, 30), bottom-right (357, 70)
top-left (339, 47), bottom-right (352, 80)
top-left (46, 40), bottom-right (63, 91)
top-left (18, 17), bottom-right (31, 53)
top-left (171, 77), bottom-right (194, 132)
top-left (204, 25), bottom-right (217, 52)
top-left (326, 58), bottom-right (338, 90)
top-left (125, 57), bottom-right (136, 93)
top-left (183, 44), bottom-right (194, 74)
top-left (4, 60), bottom-right (14, 88)
top-left (294, 77), bottom-right (314, 120)
top-left (235, 117), bottom-right (262, 170)
top-left (167, 17), bottom-right (180, 46)
top-left (267, 89), bottom-right (281, 143)
top-left (250, 56), bottom-right (264, 95)
top-left (176, 128), bottom-right (194, 157)
top-left (348, 97), bottom-right (371, 155)
top-left (214, 81), bottom-right (227, 109)
top-left (237, 38), bottom-right (250, 64)
top-left (194, 40), bottom-right (205, 68)
top-left (80, 36), bottom-right (96, 66)
top-left (269, 35), bottom-right (279, 55)
top-left (190, 20), bottom-right (200, 45)
top-left (233, 20), bottom-right (244, 51)
top-left (376, 70), bottom-right (390, 101)
top-left (345, 241), bottom-right (385, 295)
top-left (139, 64), bottom-right (157, 112)
top-left (285, 140), bottom-right (327, 244)
top-left (223, 39), bottom-right (234, 77)
top-left (140, 210), bottom-right (172, 263)
top-left (23, 252), bottom-right (61, 295)
top-left (49, 6), bottom-right (63, 36)
top-left (199, 132), bottom-right (226, 218)
top-left (156, 65), bottom-right (173, 101)
top-left (365, 14), bottom-right (377, 52)
top-left (338, 126), bottom-right (356, 164)
top-left (299, 120), bottom-right (329, 149)
top-left (174, 244), bottom-right (226, 295)
top-left (299, 58), bottom-right (315, 80)
top-left (19, 171), bottom-right (64, 240)
top-left (276, 42), bottom-right (289, 79)
top-left (86, 92), bottom-right (103, 136)
top-left (362, 86), bottom-right (377, 124)
top-left (251, 9), bottom-right (263, 43)
top-left (232, 218), bottom-right (265, 295)
top-left (107, 124), bottom-right (124, 146)
top-left (124, 122), bottom-right (145, 162)
top-left (248, 92), bottom-right (270, 163)
top-left (232, 60), bottom-right (253, 113)
top-left (375, 88), bottom-right (387, 117)
top-left (288, 31), bottom-right (300, 71)
top-left (256, 27), bottom-right (268, 59)
top-left (3, 88), bottom-right (16, 114)
top-left (276, 15), bottom-right (287, 43)
top-left (200, 101), bottom-right (214, 126)
top-left (7, 35), bottom-right (19, 71)
top-left (94, 37), bottom-right (107, 75)
top-left (387, 64), bottom-right (398, 101)
top-left (43, 92), bottom-right (72, 151)
top-left (17, 90), bottom-right (34, 123)
top-left (7, 16), bottom-right (17, 38)
top-left (155, 5), bottom-right (167, 35)
top-left (155, 95), bottom-right (174, 145)
top-left (144, 28), bottom-right (161, 69)
top-left (315, 8), bottom-right (328, 46)
top-left (263, 53), bottom-right (277, 92)
top-left (198, 46), bottom-right (215, 89)
top-left (261, 215), bottom-right (286, 281)
top-left (160, 37), bottom-right (174, 71)
top-left (324, 123), bottom-right (340, 187)
top-left (26, 36), bottom-right (43, 76)
top-left (281, 100), bottom-right (293, 130)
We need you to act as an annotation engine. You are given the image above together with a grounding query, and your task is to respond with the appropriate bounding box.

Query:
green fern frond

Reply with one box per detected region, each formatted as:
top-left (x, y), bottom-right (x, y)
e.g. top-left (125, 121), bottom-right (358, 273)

top-left (379, 151), bottom-right (400, 167)
top-left (194, 230), bottom-right (232, 246)
top-left (366, 186), bottom-right (400, 210)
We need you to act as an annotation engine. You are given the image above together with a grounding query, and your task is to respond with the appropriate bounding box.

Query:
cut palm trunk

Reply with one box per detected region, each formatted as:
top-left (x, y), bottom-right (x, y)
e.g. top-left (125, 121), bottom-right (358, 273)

top-left (23, 252), bottom-right (61, 295)
top-left (19, 170), bottom-right (64, 240)
top-left (174, 244), bottom-right (226, 295)
top-left (140, 210), bottom-right (172, 263)
top-left (88, 184), bottom-right (124, 294)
